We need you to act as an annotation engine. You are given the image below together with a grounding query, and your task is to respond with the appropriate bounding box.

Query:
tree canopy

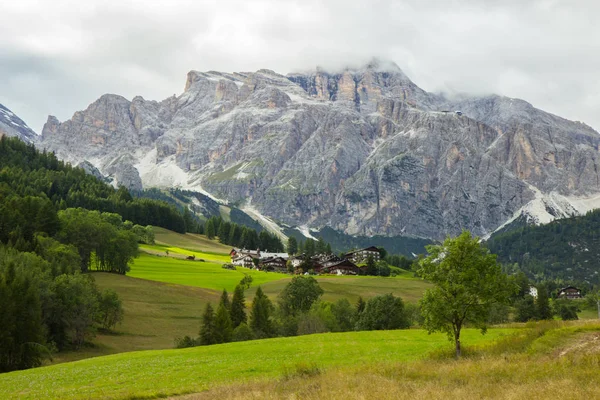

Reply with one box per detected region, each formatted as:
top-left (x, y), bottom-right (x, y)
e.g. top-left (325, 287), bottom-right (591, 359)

top-left (417, 231), bottom-right (515, 357)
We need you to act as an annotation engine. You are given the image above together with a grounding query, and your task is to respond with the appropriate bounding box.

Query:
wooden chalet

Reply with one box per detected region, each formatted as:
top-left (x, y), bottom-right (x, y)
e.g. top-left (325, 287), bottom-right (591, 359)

top-left (557, 286), bottom-right (582, 300)
top-left (259, 256), bottom-right (288, 273)
top-left (316, 259), bottom-right (359, 275)
top-left (344, 246), bottom-right (381, 263)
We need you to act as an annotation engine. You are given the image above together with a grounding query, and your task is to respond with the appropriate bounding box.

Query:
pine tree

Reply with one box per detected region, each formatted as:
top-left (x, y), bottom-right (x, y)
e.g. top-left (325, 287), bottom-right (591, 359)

top-left (206, 220), bottom-right (215, 240)
top-left (230, 284), bottom-right (247, 328)
top-left (220, 289), bottom-right (231, 312)
top-left (218, 222), bottom-right (231, 244)
top-left (199, 303), bottom-right (217, 345)
top-left (325, 243), bottom-right (332, 255)
top-left (214, 302), bottom-right (233, 343)
top-left (316, 237), bottom-right (326, 254)
top-left (536, 285), bottom-right (553, 320)
top-left (287, 237), bottom-right (298, 255)
top-left (249, 286), bottom-right (273, 338)
top-left (356, 296), bottom-right (366, 315)
top-left (365, 255), bottom-right (377, 276)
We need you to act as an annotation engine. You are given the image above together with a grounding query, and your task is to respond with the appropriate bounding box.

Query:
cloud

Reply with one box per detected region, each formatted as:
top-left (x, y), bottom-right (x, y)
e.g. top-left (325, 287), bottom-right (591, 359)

top-left (0, 0), bottom-right (599, 131)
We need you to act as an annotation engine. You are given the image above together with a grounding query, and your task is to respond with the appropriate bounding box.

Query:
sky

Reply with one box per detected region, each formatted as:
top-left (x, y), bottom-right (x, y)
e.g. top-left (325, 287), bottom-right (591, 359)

top-left (1, 0), bottom-right (599, 132)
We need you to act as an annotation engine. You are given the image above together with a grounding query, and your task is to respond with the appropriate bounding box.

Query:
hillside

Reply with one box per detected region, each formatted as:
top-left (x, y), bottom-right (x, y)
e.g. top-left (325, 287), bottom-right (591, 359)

top-left (2, 322), bottom-right (600, 400)
top-left (0, 327), bottom-right (517, 399)
top-left (39, 59), bottom-right (600, 241)
top-left (486, 208), bottom-right (600, 283)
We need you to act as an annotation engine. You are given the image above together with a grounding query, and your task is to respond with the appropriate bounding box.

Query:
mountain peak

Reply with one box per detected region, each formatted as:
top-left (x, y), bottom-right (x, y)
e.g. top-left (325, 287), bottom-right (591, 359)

top-left (0, 103), bottom-right (38, 143)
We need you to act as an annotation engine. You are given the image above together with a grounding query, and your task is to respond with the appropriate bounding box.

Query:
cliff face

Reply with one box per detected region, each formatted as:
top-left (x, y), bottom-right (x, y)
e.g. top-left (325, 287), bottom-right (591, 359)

top-left (39, 59), bottom-right (600, 240)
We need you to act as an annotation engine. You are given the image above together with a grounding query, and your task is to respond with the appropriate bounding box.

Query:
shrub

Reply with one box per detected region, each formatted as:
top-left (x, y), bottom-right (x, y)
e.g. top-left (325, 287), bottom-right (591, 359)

top-left (232, 323), bottom-right (254, 342)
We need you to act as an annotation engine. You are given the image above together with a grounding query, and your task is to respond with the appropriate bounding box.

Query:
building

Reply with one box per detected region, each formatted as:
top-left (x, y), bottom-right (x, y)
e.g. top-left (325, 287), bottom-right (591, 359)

top-left (290, 254), bottom-right (306, 268)
top-left (259, 251), bottom-right (289, 261)
top-left (344, 246), bottom-right (381, 263)
top-left (259, 257), bottom-right (288, 273)
top-left (557, 286), bottom-right (582, 300)
top-left (316, 259), bottom-right (359, 275)
top-left (231, 254), bottom-right (255, 269)
top-left (230, 248), bottom-right (260, 263)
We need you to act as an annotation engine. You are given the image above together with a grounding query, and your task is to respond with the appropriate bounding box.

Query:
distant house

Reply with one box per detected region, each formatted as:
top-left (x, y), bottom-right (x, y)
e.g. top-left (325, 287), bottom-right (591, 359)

top-left (557, 286), bottom-right (582, 300)
top-left (259, 257), bottom-right (288, 273)
top-left (316, 259), bottom-right (359, 275)
top-left (344, 246), bottom-right (381, 263)
top-left (290, 254), bottom-right (306, 268)
top-left (529, 285), bottom-right (538, 299)
top-left (232, 254), bottom-right (255, 269)
top-left (230, 248), bottom-right (262, 266)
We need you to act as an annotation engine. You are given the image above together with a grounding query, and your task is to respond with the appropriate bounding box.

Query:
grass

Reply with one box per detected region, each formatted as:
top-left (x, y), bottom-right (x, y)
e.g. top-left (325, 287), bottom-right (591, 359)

top-left (129, 252), bottom-right (286, 291)
top-left (0, 328), bottom-right (518, 400)
top-left (246, 275), bottom-right (431, 304)
top-left (140, 244), bottom-right (231, 264)
top-left (152, 226), bottom-right (232, 253)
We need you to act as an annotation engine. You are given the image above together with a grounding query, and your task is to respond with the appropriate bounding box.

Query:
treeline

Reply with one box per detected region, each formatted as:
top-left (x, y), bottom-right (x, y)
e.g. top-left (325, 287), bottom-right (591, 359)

top-left (0, 136), bottom-right (188, 234)
top-left (205, 216), bottom-right (284, 252)
top-left (486, 208), bottom-right (600, 283)
top-left (0, 246), bottom-right (124, 372)
top-left (175, 276), bottom-right (412, 348)
top-left (286, 236), bottom-right (332, 256)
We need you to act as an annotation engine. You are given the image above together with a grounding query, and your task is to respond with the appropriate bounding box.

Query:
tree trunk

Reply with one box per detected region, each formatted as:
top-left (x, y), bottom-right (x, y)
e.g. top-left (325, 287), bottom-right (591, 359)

top-left (455, 334), bottom-right (461, 358)
top-left (597, 299), bottom-right (600, 319)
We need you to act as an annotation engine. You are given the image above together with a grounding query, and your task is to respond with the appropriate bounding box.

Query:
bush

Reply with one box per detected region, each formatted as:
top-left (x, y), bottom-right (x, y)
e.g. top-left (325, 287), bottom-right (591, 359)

top-left (174, 336), bottom-right (197, 348)
top-left (356, 293), bottom-right (409, 331)
top-left (232, 323), bottom-right (255, 342)
top-left (553, 299), bottom-right (580, 320)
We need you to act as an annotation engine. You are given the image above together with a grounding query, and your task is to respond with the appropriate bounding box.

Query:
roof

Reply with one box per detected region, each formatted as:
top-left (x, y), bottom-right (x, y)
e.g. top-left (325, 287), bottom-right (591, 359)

top-left (345, 246), bottom-right (380, 255)
top-left (558, 286), bottom-right (580, 292)
top-left (260, 252), bottom-right (289, 260)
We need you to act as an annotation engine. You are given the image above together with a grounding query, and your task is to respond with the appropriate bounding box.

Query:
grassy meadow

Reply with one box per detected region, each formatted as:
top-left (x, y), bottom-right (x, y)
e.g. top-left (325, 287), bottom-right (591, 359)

top-left (129, 252), bottom-right (285, 291)
top-left (0, 327), bottom-right (518, 400)
top-left (183, 322), bottom-right (600, 400)
top-left (152, 226), bottom-right (232, 253)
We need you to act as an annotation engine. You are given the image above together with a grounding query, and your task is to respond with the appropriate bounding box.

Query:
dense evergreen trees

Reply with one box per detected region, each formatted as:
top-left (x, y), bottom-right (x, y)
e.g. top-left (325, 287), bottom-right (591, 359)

top-left (487, 209), bottom-right (600, 283)
top-left (203, 216), bottom-right (284, 252)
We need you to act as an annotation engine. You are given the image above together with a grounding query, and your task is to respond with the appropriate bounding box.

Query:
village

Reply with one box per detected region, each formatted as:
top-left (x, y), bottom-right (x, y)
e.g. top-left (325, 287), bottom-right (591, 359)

top-left (228, 246), bottom-right (382, 275)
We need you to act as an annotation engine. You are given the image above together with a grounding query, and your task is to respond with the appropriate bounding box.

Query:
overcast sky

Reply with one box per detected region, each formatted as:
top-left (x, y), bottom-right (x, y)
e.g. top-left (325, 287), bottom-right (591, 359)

top-left (1, 0), bottom-right (599, 132)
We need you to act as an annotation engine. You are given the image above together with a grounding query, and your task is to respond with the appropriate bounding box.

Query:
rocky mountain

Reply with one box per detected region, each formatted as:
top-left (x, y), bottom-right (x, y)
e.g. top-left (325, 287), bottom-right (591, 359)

top-left (39, 59), bottom-right (600, 241)
top-left (0, 104), bottom-right (38, 144)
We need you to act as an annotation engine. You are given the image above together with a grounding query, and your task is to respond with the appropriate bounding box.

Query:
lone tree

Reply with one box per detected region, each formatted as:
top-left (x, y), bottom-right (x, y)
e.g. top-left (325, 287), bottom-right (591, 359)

top-left (417, 231), bottom-right (515, 358)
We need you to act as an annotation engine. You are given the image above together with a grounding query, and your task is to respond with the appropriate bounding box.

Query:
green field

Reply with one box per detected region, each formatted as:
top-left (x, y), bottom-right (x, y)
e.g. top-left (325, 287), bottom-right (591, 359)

top-left (247, 275), bottom-right (431, 304)
top-left (129, 252), bottom-right (286, 291)
top-left (0, 328), bottom-right (517, 400)
top-left (140, 243), bottom-right (232, 263)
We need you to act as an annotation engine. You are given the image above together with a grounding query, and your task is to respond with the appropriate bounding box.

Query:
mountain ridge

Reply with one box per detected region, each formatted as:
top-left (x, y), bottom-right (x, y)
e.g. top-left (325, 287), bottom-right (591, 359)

top-left (38, 59), bottom-right (600, 240)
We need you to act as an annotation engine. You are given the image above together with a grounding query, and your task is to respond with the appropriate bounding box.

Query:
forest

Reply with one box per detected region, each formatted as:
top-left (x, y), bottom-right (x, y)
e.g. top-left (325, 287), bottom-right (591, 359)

top-left (486, 209), bottom-right (600, 284)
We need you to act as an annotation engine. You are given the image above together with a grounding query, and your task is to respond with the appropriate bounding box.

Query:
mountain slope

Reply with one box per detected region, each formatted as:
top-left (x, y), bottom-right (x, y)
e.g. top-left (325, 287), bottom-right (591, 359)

top-left (0, 103), bottom-right (38, 143)
top-left (40, 59), bottom-right (600, 240)
top-left (487, 208), bottom-right (600, 283)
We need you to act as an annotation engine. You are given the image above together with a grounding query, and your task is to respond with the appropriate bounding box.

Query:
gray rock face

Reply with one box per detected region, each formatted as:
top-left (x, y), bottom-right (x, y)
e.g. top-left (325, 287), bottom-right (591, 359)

top-left (40, 59), bottom-right (600, 240)
top-left (0, 104), bottom-right (38, 144)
